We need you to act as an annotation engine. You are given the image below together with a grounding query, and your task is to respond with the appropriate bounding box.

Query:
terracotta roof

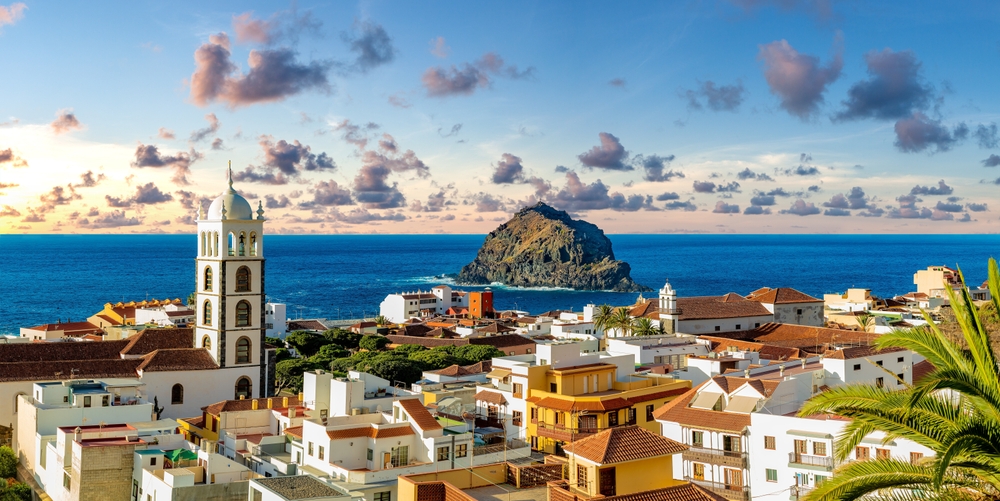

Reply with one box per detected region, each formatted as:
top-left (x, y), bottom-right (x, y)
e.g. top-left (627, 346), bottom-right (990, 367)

top-left (745, 287), bottom-right (822, 304)
top-left (0, 359), bottom-right (142, 382)
top-left (475, 391), bottom-right (508, 406)
top-left (469, 334), bottom-right (536, 348)
top-left (24, 321), bottom-right (103, 334)
top-left (475, 323), bottom-right (515, 334)
top-left (607, 483), bottom-right (727, 501)
top-left (699, 336), bottom-right (802, 360)
top-left (121, 328), bottom-right (195, 356)
top-left (629, 300), bottom-right (659, 319)
top-left (624, 387), bottom-right (691, 405)
top-left (397, 398), bottom-right (442, 430)
top-left (912, 359), bottom-right (935, 383)
top-left (284, 426), bottom-right (303, 439)
top-left (203, 396), bottom-right (302, 415)
top-left (432, 361), bottom-right (491, 377)
top-left (0, 338), bottom-right (130, 363)
top-left (653, 384), bottom-right (751, 433)
top-left (675, 296), bottom-right (772, 321)
top-left (426, 327), bottom-right (461, 339)
top-left (137, 348), bottom-right (218, 372)
top-left (565, 425), bottom-right (687, 465)
top-left (393, 324), bottom-right (435, 337)
top-left (326, 425), bottom-right (415, 440)
top-left (534, 397), bottom-right (633, 412)
top-left (287, 320), bottom-right (327, 332)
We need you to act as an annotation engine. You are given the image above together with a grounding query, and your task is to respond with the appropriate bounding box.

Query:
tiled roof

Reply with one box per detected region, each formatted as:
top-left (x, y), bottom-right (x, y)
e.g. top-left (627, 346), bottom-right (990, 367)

top-left (283, 426), bottom-right (303, 439)
top-left (397, 398), bottom-right (442, 430)
top-left (675, 296), bottom-right (772, 321)
top-left (608, 483), bottom-right (727, 501)
top-left (565, 425), bottom-right (687, 465)
top-left (629, 300), bottom-right (659, 319)
top-left (121, 328), bottom-right (195, 356)
top-left (745, 287), bottom-right (822, 304)
top-left (426, 327), bottom-right (461, 339)
top-left (137, 348), bottom-right (218, 372)
top-left (912, 359), bottom-right (935, 383)
top-left (203, 396), bottom-right (302, 416)
top-left (433, 361), bottom-right (492, 377)
top-left (653, 384), bottom-right (751, 433)
top-left (0, 359), bottom-right (142, 382)
top-left (624, 387), bottom-right (691, 405)
top-left (475, 391), bottom-right (508, 406)
top-left (287, 320), bottom-right (328, 332)
top-left (469, 334), bottom-right (536, 348)
top-left (326, 425), bottom-right (415, 440)
top-left (394, 324), bottom-right (435, 337)
top-left (475, 323), bottom-right (515, 334)
top-left (0, 338), bottom-right (130, 363)
top-left (534, 397), bottom-right (633, 412)
top-left (24, 321), bottom-right (103, 334)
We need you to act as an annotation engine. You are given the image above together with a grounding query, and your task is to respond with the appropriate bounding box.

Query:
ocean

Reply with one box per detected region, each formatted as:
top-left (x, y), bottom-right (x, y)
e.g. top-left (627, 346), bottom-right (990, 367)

top-left (1, 234), bottom-right (997, 335)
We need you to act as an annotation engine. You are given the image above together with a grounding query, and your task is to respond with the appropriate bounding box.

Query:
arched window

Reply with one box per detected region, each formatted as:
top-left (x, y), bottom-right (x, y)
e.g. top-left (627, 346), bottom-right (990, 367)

top-left (239, 232), bottom-right (246, 256)
top-left (236, 300), bottom-right (251, 327)
top-left (228, 232), bottom-right (236, 256)
top-left (250, 232), bottom-right (257, 256)
top-left (235, 266), bottom-right (251, 292)
top-left (236, 337), bottom-right (251, 364)
top-left (202, 335), bottom-right (211, 349)
top-left (171, 384), bottom-right (184, 404)
top-left (235, 377), bottom-right (252, 399)
top-left (204, 266), bottom-right (213, 291)
top-left (203, 300), bottom-right (212, 326)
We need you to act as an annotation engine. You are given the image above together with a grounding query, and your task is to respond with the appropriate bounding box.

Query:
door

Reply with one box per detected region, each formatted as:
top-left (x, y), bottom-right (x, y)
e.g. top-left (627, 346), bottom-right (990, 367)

top-left (599, 467), bottom-right (616, 497)
top-left (578, 415), bottom-right (597, 433)
top-left (725, 469), bottom-right (743, 490)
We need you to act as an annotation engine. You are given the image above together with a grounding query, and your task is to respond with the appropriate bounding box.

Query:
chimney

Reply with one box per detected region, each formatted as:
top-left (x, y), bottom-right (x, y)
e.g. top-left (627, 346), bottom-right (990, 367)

top-left (251, 399), bottom-right (258, 410)
top-left (779, 365), bottom-right (785, 377)
top-left (802, 358), bottom-right (807, 369)
top-left (289, 407), bottom-right (296, 418)
top-left (74, 427), bottom-right (82, 443)
top-left (267, 398), bottom-right (273, 409)
top-left (743, 369), bottom-right (750, 378)
top-left (282, 396), bottom-right (289, 408)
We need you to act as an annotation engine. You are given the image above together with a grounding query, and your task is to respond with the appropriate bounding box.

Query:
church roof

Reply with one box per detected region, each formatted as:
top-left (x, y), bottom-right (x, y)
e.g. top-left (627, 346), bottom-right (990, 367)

top-left (121, 328), bottom-right (194, 356)
top-left (137, 348), bottom-right (218, 372)
top-left (207, 171), bottom-right (254, 220)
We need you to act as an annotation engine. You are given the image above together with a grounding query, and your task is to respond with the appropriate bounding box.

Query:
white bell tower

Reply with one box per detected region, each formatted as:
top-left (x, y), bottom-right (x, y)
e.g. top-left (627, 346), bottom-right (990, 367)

top-left (658, 279), bottom-right (678, 334)
top-left (195, 166), bottom-right (269, 398)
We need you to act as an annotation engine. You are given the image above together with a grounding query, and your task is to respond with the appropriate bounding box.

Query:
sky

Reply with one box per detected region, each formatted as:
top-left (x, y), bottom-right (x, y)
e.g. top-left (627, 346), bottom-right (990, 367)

top-left (1, 0), bottom-right (999, 234)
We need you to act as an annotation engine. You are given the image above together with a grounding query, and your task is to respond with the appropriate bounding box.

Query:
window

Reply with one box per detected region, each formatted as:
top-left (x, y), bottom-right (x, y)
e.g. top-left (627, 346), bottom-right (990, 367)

top-left (897, 356), bottom-right (905, 363)
top-left (437, 446), bottom-right (450, 461)
top-left (236, 266), bottom-right (251, 292)
top-left (63, 472), bottom-right (71, 489)
top-left (815, 475), bottom-right (828, 486)
top-left (910, 452), bottom-right (923, 465)
top-left (203, 300), bottom-right (212, 326)
top-left (692, 431), bottom-right (704, 447)
top-left (487, 405), bottom-right (498, 420)
top-left (150, 457), bottom-right (157, 466)
top-left (513, 411), bottom-right (522, 426)
top-left (723, 435), bottom-right (741, 453)
top-left (252, 488), bottom-right (263, 501)
top-left (813, 442), bottom-right (827, 456)
top-left (550, 383), bottom-right (558, 393)
top-left (856, 446), bottom-right (870, 460)
top-left (236, 301), bottom-right (251, 327)
top-left (876, 360), bottom-right (884, 367)
top-left (238, 233), bottom-right (246, 256)
top-left (374, 492), bottom-right (391, 501)
top-left (876, 377), bottom-right (884, 388)
top-left (530, 408), bottom-right (537, 421)
top-left (84, 395), bottom-right (91, 407)
top-left (455, 444), bottom-right (467, 458)
top-left (646, 404), bottom-right (654, 421)
top-left (102, 395), bottom-right (109, 407)
top-left (897, 373), bottom-right (904, 381)
top-left (202, 336), bottom-right (211, 349)
top-left (796, 309), bottom-right (803, 315)
top-left (764, 436), bottom-right (775, 450)
top-left (627, 408), bottom-right (636, 424)
top-left (204, 266), bottom-right (213, 291)
top-left (577, 465), bottom-right (588, 488)
top-left (553, 412), bottom-right (560, 425)
top-left (876, 448), bottom-right (890, 460)
top-left (754, 322), bottom-right (760, 328)
top-left (235, 377), bottom-right (252, 399)
top-left (714, 326), bottom-right (721, 331)
top-left (794, 439), bottom-right (807, 453)
top-left (513, 383), bottom-right (523, 396)
top-left (692, 463), bottom-right (704, 480)
top-left (390, 446), bottom-right (408, 467)
top-left (853, 363), bottom-right (861, 371)
top-left (250, 232), bottom-right (257, 256)
top-left (766, 469), bottom-right (778, 482)
top-left (735, 324), bottom-right (741, 330)
top-left (318, 446), bottom-right (324, 460)
top-left (236, 337), bottom-right (251, 364)
top-left (607, 410), bottom-right (618, 427)
top-left (308, 442), bottom-right (314, 456)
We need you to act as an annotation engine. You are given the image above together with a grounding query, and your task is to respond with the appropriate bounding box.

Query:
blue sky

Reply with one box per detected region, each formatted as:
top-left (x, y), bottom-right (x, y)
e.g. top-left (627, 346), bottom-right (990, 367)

top-left (1, 0), bottom-right (998, 233)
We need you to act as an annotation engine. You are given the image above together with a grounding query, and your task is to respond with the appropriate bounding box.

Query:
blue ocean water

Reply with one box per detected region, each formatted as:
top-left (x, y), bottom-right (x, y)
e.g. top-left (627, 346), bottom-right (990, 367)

top-left (0, 234), bottom-right (997, 335)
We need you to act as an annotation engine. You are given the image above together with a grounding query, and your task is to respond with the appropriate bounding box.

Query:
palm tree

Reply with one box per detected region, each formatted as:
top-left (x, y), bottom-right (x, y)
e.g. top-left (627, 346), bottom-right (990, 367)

top-left (799, 258), bottom-right (1000, 501)
top-left (374, 315), bottom-right (390, 327)
top-left (593, 304), bottom-right (615, 335)
top-left (609, 307), bottom-right (634, 337)
top-left (632, 317), bottom-right (658, 336)
top-left (855, 312), bottom-right (875, 332)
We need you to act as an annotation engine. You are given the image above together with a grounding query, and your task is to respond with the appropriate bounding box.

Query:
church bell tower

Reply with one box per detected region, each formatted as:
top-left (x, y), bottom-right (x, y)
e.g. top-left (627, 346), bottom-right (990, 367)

top-left (195, 167), bottom-right (270, 398)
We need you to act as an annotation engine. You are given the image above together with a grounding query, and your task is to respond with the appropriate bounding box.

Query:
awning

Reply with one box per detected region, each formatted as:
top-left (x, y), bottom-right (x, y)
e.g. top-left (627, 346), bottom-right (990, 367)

top-left (166, 449), bottom-right (198, 463)
top-left (689, 391), bottom-right (722, 410)
top-left (861, 437), bottom-right (897, 446)
top-left (724, 396), bottom-right (759, 414)
top-left (787, 430), bottom-right (833, 440)
top-left (475, 391), bottom-right (507, 406)
top-left (486, 368), bottom-right (511, 379)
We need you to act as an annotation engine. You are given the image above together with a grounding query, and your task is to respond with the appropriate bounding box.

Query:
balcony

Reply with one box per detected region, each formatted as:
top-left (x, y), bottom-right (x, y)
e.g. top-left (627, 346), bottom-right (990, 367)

top-left (682, 446), bottom-right (748, 469)
top-left (788, 452), bottom-right (834, 471)
top-left (535, 422), bottom-right (599, 442)
top-left (685, 477), bottom-right (750, 501)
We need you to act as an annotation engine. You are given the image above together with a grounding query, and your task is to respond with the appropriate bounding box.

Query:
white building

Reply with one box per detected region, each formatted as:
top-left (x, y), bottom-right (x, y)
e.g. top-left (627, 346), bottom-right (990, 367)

top-left (378, 285), bottom-right (469, 323)
top-left (250, 475), bottom-right (357, 501)
top-left (304, 370), bottom-right (423, 419)
top-left (265, 303), bottom-right (287, 339)
top-left (605, 334), bottom-right (710, 367)
top-left (134, 303), bottom-right (196, 328)
top-left (137, 443), bottom-right (254, 501)
top-left (744, 288), bottom-right (825, 327)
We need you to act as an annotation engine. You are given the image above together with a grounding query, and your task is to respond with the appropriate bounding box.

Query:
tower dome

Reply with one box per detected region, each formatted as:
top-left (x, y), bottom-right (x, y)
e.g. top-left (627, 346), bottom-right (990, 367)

top-left (206, 168), bottom-right (254, 220)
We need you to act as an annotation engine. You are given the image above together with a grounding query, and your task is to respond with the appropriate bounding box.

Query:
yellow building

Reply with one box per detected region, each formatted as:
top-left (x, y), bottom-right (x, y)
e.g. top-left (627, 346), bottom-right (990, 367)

top-left (523, 362), bottom-right (690, 454)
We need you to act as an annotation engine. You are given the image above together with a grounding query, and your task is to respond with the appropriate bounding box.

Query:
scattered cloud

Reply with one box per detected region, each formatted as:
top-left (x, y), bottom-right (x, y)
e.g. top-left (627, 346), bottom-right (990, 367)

top-left (910, 180), bottom-right (953, 196)
top-left (211, 138), bottom-right (224, 150)
top-left (638, 154), bottom-right (682, 182)
top-left (175, 190), bottom-right (212, 211)
top-left (130, 144), bottom-right (200, 185)
top-left (737, 168), bottom-right (774, 181)
top-left (822, 187), bottom-right (869, 210)
top-left (835, 49), bottom-right (933, 121)
top-left (713, 201), bottom-right (740, 213)
top-left (934, 200), bottom-right (964, 213)
top-left (231, 8), bottom-right (320, 46)
top-left (781, 199), bottom-right (821, 216)
top-left (38, 185), bottom-right (82, 212)
top-left (743, 205), bottom-right (771, 215)
top-left (893, 113), bottom-right (968, 153)
top-left (544, 171), bottom-right (652, 212)
top-left (0, 2), bottom-right (27, 29)
top-left (609, 78), bottom-right (627, 88)
top-left (387, 93), bottom-right (411, 108)
top-left (302, 179), bottom-right (353, 207)
top-left (422, 52), bottom-right (533, 97)
top-left (264, 194), bottom-right (291, 208)
top-left (106, 182), bottom-right (174, 207)
top-left (967, 202), bottom-right (988, 212)
top-left (982, 154), bottom-right (1000, 167)
top-left (330, 207), bottom-right (406, 224)
top-left (235, 136), bottom-right (335, 184)
top-left (750, 193), bottom-right (776, 206)
top-left (757, 38), bottom-right (842, 120)
top-left (50, 109), bottom-right (83, 134)
top-left (438, 124), bottom-right (462, 138)
top-left (974, 123), bottom-right (999, 149)
top-left (157, 128), bottom-right (175, 140)
top-left (578, 132), bottom-right (630, 171)
top-left (74, 170), bottom-right (106, 188)
top-left (684, 80), bottom-right (746, 112)
top-left (84, 210), bottom-right (142, 229)
top-left (0, 205), bottom-right (20, 217)
top-left (823, 208), bottom-right (850, 216)
top-left (342, 20), bottom-right (395, 74)
top-left (429, 36), bottom-right (450, 58)
top-left (190, 32), bottom-right (331, 107)
top-left (491, 153), bottom-right (525, 184)
top-left (693, 181), bottom-right (740, 193)
top-left (0, 148), bottom-right (28, 167)
top-left (189, 113), bottom-right (220, 142)
top-left (664, 200), bottom-right (697, 211)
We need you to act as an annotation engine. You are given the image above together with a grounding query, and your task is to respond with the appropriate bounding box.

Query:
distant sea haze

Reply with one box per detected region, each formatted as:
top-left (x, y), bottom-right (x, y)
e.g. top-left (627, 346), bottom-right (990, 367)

top-left (1, 234), bottom-right (997, 335)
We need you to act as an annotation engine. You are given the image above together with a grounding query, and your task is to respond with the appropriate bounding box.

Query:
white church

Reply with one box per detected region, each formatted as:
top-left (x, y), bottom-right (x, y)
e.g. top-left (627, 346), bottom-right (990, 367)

top-left (0, 168), bottom-right (277, 451)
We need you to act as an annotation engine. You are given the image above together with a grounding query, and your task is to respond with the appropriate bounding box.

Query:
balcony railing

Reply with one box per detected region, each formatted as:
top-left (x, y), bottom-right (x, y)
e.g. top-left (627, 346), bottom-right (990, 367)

top-left (535, 423), bottom-right (599, 442)
top-left (682, 446), bottom-right (749, 469)
top-left (685, 477), bottom-right (750, 501)
top-left (788, 452), bottom-right (834, 471)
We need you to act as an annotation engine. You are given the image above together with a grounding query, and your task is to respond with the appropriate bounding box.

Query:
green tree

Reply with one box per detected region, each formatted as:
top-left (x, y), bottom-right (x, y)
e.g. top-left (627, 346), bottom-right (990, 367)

top-left (592, 304), bottom-right (615, 335)
top-left (0, 481), bottom-right (32, 501)
top-left (431, 345), bottom-right (457, 354)
top-left (275, 358), bottom-right (320, 393)
top-left (365, 355), bottom-right (424, 386)
top-left (374, 315), bottom-right (390, 326)
top-left (273, 347), bottom-right (292, 363)
top-left (309, 344), bottom-right (349, 368)
top-left (285, 331), bottom-right (327, 358)
top-left (800, 259), bottom-right (1000, 501)
top-left (0, 446), bottom-right (16, 478)
top-left (855, 312), bottom-right (875, 332)
top-left (265, 336), bottom-right (285, 348)
top-left (393, 344), bottom-right (427, 356)
top-left (359, 335), bottom-right (390, 352)
top-left (409, 350), bottom-right (461, 370)
top-left (323, 329), bottom-right (362, 350)
top-left (453, 344), bottom-right (504, 364)
top-left (631, 317), bottom-right (659, 336)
